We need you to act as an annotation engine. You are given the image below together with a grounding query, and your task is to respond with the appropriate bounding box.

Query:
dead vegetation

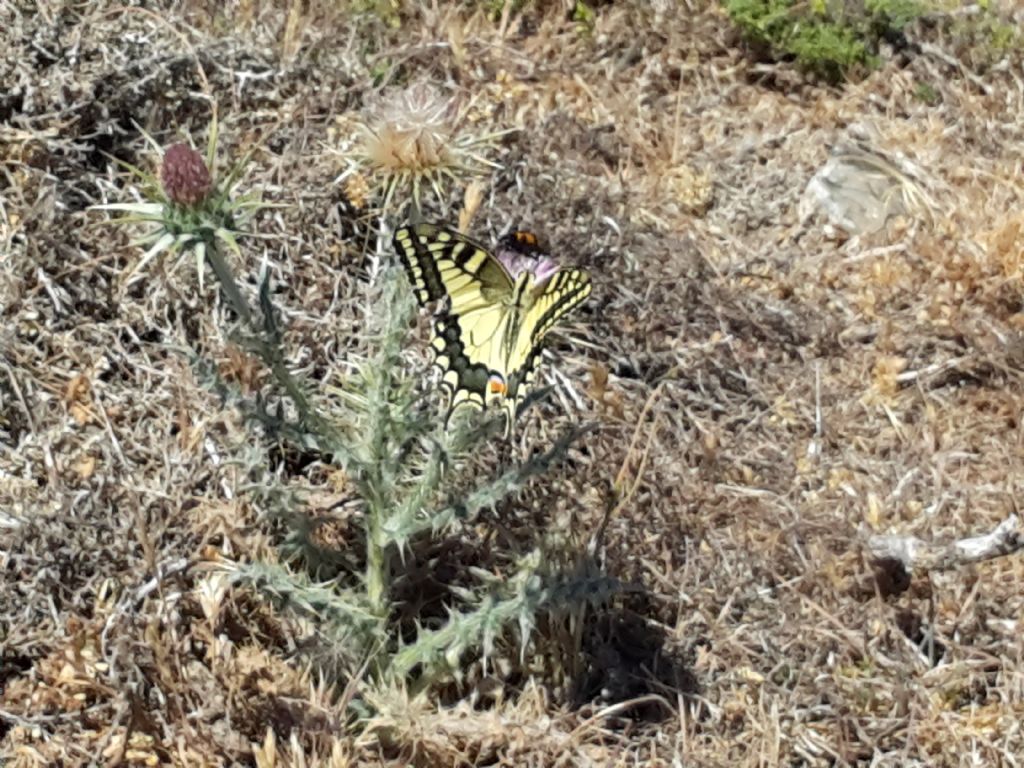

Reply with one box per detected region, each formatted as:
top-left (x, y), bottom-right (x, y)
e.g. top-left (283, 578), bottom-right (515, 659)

top-left (3, 1), bottom-right (1024, 765)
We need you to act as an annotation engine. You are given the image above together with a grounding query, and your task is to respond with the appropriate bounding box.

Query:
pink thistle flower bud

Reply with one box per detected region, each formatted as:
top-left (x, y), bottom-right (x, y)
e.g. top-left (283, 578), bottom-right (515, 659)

top-left (161, 143), bottom-right (212, 206)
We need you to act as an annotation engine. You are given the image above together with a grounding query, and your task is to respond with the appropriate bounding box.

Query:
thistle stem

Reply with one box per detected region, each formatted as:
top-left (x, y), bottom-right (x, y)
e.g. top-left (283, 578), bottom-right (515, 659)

top-left (203, 236), bottom-right (349, 453)
top-left (203, 235), bottom-right (254, 325)
top-left (362, 384), bottom-right (394, 620)
top-left (364, 496), bottom-right (389, 618)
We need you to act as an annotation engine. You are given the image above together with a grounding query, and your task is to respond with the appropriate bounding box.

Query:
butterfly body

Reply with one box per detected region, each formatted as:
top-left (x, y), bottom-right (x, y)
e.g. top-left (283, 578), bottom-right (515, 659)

top-left (393, 223), bottom-right (591, 433)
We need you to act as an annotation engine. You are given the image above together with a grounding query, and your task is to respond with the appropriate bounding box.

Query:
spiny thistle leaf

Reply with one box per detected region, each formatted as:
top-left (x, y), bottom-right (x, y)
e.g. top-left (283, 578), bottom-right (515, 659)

top-left (391, 423), bottom-right (598, 539)
top-left (228, 561), bottom-right (381, 640)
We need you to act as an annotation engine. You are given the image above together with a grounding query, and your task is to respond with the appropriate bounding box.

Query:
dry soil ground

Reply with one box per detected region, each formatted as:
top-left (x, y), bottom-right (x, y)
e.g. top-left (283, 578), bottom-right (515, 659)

top-left (4, 1), bottom-right (1024, 766)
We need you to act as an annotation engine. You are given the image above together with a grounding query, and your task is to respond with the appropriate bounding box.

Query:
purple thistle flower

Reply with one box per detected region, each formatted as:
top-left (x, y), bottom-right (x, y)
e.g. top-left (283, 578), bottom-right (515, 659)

top-left (161, 143), bottom-right (212, 206)
top-left (496, 245), bottom-right (560, 287)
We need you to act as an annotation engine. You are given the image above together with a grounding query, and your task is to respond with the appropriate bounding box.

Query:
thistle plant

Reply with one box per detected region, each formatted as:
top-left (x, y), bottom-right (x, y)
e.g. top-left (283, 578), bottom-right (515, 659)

top-left (98, 115), bottom-right (613, 709)
top-left (230, 264), bottom-right (613, 690)
top-left (95, 124), bottom-right (334, 444)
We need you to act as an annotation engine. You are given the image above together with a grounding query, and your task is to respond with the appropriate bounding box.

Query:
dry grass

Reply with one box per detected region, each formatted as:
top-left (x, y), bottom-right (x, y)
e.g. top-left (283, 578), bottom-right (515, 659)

top-left (4, 1), bottom-right (1024, 765)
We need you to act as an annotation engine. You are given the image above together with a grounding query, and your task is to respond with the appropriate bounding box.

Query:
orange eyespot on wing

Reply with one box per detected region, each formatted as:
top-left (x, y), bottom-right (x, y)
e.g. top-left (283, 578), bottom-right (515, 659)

top-left (488, 374), bottom-right (507, 396)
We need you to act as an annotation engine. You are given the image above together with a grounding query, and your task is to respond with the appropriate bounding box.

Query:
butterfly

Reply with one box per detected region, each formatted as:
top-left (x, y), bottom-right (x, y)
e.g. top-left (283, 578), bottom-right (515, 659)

top-left (393, 223), bottom-right (592, 434)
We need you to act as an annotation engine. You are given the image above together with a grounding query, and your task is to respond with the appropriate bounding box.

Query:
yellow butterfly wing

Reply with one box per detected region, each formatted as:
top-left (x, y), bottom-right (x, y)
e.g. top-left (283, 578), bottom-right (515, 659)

top-left (503, 267), bottom-right (592, 422)
top-left (393, 224), bottom-right (512, 311)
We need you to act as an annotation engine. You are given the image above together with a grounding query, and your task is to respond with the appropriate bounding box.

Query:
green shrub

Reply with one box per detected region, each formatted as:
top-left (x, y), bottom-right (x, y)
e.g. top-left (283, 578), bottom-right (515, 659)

top-left (723, 0), bottom-right (926, 81)
top-left (943, 9), bottom-right (1024, 72)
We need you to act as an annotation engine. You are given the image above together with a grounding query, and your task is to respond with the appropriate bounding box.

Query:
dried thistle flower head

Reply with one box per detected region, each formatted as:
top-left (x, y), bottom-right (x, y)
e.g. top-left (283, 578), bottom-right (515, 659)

top-left (355, 82), bottom-right (507, 214)
top-left (161, 143), bottom-right (212, 207)
top-left (363, 83), bottom-right (454, 172)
